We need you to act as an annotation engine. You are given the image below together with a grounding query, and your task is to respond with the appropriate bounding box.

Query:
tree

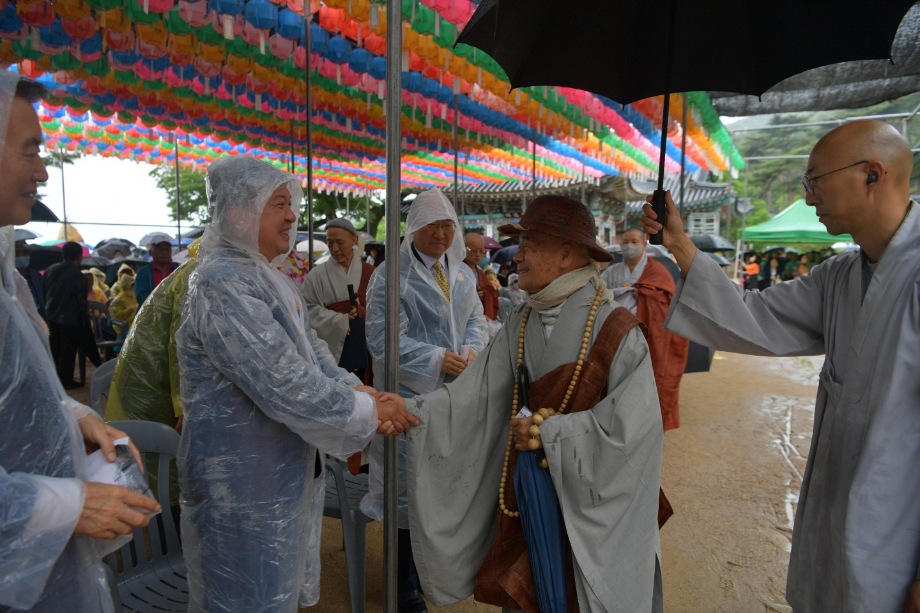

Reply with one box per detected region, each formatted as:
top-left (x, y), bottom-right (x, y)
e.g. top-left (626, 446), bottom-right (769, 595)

top-left (297, 190), bottom-right (385, 237)
top-left (150, 165), bottom-right (210, 224)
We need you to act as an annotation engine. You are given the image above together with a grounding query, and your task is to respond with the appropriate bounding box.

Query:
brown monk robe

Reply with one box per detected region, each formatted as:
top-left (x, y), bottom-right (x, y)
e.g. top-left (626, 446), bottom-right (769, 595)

top-left (475, 308), bottom-right (673, 612)
top-left (633, 258), bottom-right (689, 430)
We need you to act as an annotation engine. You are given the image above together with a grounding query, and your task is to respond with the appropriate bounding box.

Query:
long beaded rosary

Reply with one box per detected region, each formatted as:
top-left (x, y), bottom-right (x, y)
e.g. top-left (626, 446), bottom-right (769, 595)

top-left (498, 283), bottom-right (605, 518)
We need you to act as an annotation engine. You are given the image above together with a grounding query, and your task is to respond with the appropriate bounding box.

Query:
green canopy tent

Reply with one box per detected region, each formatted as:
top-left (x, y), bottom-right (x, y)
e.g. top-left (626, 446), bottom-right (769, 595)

top-left (744, 198), bottom-right (853, 243)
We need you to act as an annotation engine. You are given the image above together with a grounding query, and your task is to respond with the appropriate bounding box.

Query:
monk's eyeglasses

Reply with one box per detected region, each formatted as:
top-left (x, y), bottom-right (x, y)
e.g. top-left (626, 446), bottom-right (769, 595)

top-left (802, 160), bottom-right (867, 194)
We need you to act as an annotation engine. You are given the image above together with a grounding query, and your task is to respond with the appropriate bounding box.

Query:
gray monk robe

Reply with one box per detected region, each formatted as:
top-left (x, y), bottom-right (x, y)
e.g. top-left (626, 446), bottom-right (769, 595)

top-left (666, 201), bottom-right (920, 613)
top-left (301, 249), bottom-right (374, 363)
top-left (404, 281), bottom-right (664, 612)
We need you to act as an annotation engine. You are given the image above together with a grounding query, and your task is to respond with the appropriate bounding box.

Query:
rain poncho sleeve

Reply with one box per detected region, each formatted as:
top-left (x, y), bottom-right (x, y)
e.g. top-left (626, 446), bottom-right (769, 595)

top-left (176, 155), bottom-right (377, 613)
top-left (0, 70), bottom-right (111, 613)
top-left (1, 233), bottom-right (111, 612)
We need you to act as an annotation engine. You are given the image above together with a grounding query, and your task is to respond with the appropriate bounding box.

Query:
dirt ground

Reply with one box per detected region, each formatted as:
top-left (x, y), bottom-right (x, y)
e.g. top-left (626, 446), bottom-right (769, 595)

top-left (72, 349), bottom-right (821, 612)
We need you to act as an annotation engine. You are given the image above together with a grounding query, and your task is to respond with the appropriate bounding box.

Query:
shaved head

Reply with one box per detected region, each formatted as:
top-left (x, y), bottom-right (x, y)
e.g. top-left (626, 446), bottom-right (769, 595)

top-left (806, 119), bottom-right (912, 261)
top-left (811, 120), bottom-right (912, 187)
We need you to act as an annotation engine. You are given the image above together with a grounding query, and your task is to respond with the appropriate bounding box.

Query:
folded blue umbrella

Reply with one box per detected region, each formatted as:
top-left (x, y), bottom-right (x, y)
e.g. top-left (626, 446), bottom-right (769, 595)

top-left (513, 365), bottom-right (568, 613)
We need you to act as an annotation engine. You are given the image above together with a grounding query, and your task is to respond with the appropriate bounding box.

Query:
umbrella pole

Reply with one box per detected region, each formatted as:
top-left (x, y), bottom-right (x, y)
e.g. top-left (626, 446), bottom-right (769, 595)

top-left (453, 79), bottom-right (459, 217)
top-left (650, 0), bottom-right (679, 245)
top-left (679, 95), bottom-right (687, 217)
top-left (384, 0), bottom-right (404, 610)
top-left (531, 122), bottom-right (536, 199)
top-left (304, 5), bottom-right (314, 266)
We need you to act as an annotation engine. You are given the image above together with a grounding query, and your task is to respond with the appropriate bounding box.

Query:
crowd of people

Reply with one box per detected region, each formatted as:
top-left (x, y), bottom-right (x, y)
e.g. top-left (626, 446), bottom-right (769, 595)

top-left (740, 247), bottom-right (840, 290)
top-left (3, 70), bottom-right (919, 613)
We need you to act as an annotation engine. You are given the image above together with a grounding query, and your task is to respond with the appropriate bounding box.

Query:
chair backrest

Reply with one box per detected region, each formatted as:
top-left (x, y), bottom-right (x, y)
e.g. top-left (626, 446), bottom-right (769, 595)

top-left (87, 300), bottom-right (110, 343)
top-left (104, 420), bottom-right (182, 581)
top-left (89, 358), bottom-right (118, 416)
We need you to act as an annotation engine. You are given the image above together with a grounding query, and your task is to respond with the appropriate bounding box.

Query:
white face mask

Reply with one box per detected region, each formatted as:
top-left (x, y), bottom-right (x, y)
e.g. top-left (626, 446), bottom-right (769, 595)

top-left (620, 243), bottom-right (645, 260)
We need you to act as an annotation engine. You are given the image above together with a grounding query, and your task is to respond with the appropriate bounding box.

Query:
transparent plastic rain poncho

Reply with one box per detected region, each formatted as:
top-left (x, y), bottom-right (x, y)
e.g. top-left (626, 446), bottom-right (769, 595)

top-left (105, 239), bottom-right (201, 508)
top-left (0, 70), bottom-right (112, 612)
top-left (361, 188), bottom-right (489, 527)
top-left (175, 155), bottom-right (378, 612)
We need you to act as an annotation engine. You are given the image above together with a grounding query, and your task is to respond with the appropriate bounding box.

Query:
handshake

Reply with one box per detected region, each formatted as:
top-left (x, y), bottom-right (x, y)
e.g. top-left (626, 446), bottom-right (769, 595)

top-left (354, 386), bottom-right (420, 435)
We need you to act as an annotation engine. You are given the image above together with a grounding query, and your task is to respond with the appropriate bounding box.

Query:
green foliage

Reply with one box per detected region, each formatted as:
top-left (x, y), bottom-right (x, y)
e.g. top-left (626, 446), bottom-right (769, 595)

top-left (150, 165), bottom-right (210, 223)
top-left (727, 92), bottom-right (920, 242)
top-left (298, 190), bottom-right (385, 236)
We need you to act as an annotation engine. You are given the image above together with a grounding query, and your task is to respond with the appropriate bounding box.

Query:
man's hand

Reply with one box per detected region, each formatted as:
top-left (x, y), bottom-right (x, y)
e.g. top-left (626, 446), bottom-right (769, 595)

top-left (640, 190), bottom-right (697, 274)
top-left (511, 416), bottom-right (541, 452)
top-left (78, 414), bottom-right (144, 473)
top-left (465, 349), bottom-right (478, 365)
top-left (374, 392), bottom-right (420, 435)
top-left (175, 414), bottom-right (184, 435)
top-left (353, 385), bottom-right (378, 396)
top-left (74, 482), bottom-right (161, 540)
top-left (440, 351), bottom-right (467, 376)
top-left (905, 579), bottom-right (920, 613)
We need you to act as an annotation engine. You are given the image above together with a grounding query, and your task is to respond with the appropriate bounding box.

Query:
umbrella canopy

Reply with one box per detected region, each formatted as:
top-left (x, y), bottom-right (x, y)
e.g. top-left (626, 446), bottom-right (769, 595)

top-left (689, 234), bottom-right (736, 252)
top-left (457, 0), bottom-right (915, 240)
top-left (707, 253), bottom-right (732, 267)
top-left (38, 240), bottom-right (94, 257)
top-left (139, 232), bottom-right (175, 248)
top-left (296, 239), bottom-right (329, 254)
top-left (482, 235), bottom-right (504, 250)
top-left (492, 245), bottom-right (520, 264)
top-left (24, 244), bottom-right (63, 271)
top-left (95, 238), bottom-right (137, 260)
top-left (31, 200), bottom-right (59, 223)
top-left (14, 229), bottom-right (39, 242)
top-left (81, 255), bottom-right (111, 269)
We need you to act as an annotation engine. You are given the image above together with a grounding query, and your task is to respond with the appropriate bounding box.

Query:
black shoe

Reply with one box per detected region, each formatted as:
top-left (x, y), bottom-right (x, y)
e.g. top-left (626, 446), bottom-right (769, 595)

top-left (61, 380), bottom-right (83, 389)
top-left (397, 590), bottom-right (428, 613)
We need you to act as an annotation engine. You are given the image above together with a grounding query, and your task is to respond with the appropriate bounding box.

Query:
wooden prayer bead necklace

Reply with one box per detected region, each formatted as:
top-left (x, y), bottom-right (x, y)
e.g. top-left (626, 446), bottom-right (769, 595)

top-left (498, 283), bottom-right (605, 518)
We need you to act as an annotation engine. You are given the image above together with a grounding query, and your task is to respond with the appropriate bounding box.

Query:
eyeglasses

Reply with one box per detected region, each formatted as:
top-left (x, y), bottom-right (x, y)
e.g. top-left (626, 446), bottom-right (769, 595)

top-left (802, 160), bottom-right (867, 194)
top-left (422, 221), bottom-right (455, 233)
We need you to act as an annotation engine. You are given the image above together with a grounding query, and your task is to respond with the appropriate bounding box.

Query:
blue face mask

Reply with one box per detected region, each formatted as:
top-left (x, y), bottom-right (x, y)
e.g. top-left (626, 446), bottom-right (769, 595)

top-left (15, 256), bottom-right (30, 269)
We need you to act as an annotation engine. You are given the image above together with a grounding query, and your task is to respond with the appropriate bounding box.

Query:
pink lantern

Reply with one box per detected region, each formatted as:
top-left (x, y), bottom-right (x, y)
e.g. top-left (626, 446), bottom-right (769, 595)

top-left (177, 0), bottom-right (211, 27)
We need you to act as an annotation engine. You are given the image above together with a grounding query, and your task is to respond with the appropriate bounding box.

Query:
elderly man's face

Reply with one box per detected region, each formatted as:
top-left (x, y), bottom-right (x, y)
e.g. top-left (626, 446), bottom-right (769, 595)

top-left (0, 98), bottom-right (49, 227)
top-left (464, 233), bottom-right (486, 267)
top-left (327, 226), bottom-right (357, 268)
top-left (257, 184), bottom-right (296, 261)
top-left (413, 219), bottom-right (455, 259)
top-left (513, 231), bottom-right (568, 293)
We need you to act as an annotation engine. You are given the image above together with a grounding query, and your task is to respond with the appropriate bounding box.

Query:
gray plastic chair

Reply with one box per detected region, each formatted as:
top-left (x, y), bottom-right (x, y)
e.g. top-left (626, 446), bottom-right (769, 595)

top-left (89, 358), bottom-right (117, 417)
top-left (105, 420), bottom-right (187, 612)
top-left (323, 456), bottom-right (373, 613)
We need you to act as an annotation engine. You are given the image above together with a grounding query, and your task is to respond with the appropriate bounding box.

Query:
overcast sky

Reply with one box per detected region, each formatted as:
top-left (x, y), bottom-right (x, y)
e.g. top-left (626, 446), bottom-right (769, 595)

top-left (21, 155), bottom-right (183, 249)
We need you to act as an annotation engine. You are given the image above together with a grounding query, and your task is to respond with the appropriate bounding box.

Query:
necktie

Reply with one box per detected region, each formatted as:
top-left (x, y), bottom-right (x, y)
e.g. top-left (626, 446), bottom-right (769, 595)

top-left (433, 260), bottom-right (450, 300)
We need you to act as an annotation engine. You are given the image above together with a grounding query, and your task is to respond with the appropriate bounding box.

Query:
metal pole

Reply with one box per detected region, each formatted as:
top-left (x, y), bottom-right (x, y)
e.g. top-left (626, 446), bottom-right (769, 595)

top-left (453, 86), bottom-right (459, 219)
top-left (531, 123), bottom-right (536, 199)
top-left (679, 95), bottom-right (687, 217)
top-left (59, 148), bottom-right (68, 239)
top-left (289, 118), bottom-right (295, 173)
top-left (304, 5), bottom-right (314, 265)
top-left (384, 1), bottom-right (403, 610)
top-left (174, 136), bottom-right (181, 244)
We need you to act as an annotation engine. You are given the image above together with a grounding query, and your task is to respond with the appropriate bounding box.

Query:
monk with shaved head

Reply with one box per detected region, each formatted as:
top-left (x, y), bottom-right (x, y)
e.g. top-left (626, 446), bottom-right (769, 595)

top-left (642, 119), bottom-right (920, 612)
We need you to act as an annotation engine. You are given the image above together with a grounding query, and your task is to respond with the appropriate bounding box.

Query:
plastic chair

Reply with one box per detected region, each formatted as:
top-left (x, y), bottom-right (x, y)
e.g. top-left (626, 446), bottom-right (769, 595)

top-left (89, 358), bottom-right (118, 417)
top-left (105, 420), bottom-right (188, 612)
top-left (88, 300), bottom-right (126, 360)
top-left (323, 456), bottom-right (373, 613)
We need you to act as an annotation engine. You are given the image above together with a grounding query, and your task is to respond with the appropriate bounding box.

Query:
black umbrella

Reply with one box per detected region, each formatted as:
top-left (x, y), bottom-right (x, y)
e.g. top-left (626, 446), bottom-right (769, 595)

top-left (491, 244), bottom-right (519, 264)
top-left (689, 234), bottom-right (736, 253)
top-left (25, 244), bottom-right (63, 271)
top-left (31, 200), bottom-right (60, 222)
top-left (456, 0), bottom-right (915, 243)
top-left (707, 253), bottom-right (732, 267)
top-left (95, 238), bottom-right (136, 260)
